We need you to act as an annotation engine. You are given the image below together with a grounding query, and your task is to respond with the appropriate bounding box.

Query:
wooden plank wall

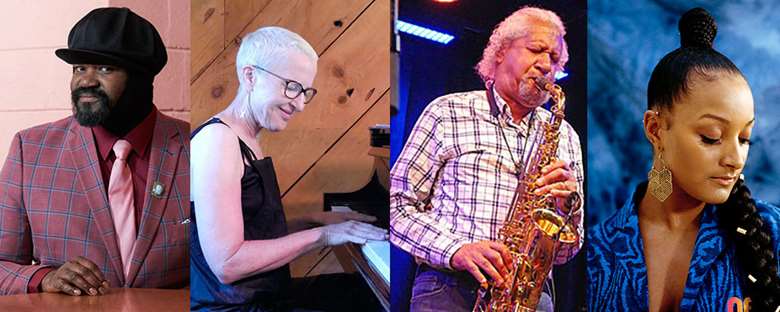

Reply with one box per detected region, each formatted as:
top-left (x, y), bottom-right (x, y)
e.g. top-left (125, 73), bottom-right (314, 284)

top-left (191, 0), bottom-right (390, 277)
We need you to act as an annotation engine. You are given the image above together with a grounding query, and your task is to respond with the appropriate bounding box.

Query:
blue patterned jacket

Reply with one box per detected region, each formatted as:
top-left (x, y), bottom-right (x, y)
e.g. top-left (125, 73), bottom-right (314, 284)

top-left (588, 182), bottom-right (780, 312)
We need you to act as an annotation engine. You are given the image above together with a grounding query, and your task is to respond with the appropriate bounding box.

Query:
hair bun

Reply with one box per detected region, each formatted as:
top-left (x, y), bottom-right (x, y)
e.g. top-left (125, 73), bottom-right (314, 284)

top-left (678, 7), bottom-right (717, 48)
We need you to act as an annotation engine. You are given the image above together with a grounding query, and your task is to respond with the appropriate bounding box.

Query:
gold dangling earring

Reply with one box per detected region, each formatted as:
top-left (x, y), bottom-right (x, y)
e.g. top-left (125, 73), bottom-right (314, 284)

top-left (648, 152), bottom-right (673, 202)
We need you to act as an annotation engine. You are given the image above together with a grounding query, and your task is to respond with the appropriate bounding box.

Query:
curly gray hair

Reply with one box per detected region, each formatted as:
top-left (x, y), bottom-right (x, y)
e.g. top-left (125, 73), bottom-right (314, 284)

top-left (475, 7), bottom-right (568, 82)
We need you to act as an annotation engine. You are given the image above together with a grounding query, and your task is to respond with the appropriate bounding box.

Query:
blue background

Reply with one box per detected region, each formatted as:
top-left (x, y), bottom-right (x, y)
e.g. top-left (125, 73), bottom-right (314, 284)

top-left (588, 0), bottom-right (780, 226)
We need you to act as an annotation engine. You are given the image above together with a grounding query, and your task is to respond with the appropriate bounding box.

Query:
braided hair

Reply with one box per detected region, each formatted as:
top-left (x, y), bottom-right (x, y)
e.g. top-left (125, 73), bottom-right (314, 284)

top-left (719, 179), bottom-right (780, 310)
top-left (647, 7), bottom-right (780, 309)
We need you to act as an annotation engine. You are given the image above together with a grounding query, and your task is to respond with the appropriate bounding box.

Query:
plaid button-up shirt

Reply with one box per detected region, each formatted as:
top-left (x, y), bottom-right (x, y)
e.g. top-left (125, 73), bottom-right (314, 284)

top-left (390, 88), bottom-right (584, 269)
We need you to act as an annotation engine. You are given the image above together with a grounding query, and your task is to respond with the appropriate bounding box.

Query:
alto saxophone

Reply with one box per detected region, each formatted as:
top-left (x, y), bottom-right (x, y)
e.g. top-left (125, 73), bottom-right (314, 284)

top-left (473, 77), bottom-right (580, 312)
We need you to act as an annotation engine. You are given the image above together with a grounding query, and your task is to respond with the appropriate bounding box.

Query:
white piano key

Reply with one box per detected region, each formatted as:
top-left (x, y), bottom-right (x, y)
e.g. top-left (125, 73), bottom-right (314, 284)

top-left (361, 240), bottom-right (390, 284)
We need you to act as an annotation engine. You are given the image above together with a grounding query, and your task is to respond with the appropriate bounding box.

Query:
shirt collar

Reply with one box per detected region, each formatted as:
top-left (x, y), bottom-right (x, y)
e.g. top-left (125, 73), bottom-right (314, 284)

top-left (93, 106), bottom-right (158, 160)
top-left (490, 84), bottom-right (536, 134)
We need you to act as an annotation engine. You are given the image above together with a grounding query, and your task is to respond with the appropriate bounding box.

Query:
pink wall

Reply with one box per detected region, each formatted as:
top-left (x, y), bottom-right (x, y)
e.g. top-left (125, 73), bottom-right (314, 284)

top-left (110, 0), bottom-right (191, 123)
top-left (0, 0), bottom-right (190, 161)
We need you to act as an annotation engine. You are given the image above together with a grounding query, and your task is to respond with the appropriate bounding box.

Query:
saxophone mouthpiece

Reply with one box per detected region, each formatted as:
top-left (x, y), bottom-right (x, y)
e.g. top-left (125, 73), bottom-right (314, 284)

top-left (533, 76), bottom-right (551, 91)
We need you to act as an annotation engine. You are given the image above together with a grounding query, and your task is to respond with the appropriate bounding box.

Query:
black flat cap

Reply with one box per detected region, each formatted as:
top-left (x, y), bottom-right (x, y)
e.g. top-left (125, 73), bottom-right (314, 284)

top-left (55, 7), bottom-right (167, 75)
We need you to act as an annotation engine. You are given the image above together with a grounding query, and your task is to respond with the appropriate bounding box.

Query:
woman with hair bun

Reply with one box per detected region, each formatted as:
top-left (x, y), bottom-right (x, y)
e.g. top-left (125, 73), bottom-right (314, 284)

top-left (588, 8), bottom-right (780, 311)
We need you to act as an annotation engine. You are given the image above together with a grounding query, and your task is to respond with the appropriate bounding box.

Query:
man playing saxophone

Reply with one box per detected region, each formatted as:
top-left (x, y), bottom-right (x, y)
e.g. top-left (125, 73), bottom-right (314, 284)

top-left (390, 7), bottom-right (584, 312)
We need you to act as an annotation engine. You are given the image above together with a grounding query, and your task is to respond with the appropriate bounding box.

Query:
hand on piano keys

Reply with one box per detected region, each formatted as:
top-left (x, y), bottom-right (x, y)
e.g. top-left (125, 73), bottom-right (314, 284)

top-left (319, 220), bottom-right (388, 245)
top-left (310, 210), bottom-right (379, 226)
top-left (330, 205), bottom-right (390, 285)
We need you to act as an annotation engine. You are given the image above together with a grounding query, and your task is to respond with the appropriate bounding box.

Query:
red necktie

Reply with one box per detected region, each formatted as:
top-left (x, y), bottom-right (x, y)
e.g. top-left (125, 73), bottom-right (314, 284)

top-left (108, 139), bottom-right (136, 280)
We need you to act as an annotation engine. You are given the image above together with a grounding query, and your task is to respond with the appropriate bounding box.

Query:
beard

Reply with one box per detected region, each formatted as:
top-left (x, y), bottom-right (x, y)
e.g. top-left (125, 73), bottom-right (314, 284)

top-left (517, 77), bottom-right (551, 109)
top-left (71, 86), bottom-right (111, 127)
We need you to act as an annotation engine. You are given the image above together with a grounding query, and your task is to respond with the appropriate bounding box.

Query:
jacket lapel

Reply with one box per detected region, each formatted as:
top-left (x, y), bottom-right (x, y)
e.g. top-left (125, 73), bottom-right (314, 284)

top-left (125, 113), bottom-right (183, 285)
top-left (611, 184), bottom-right (650, 310)
top-left (678, 205), bottom-right (726, 311)
top-left (66, 120), bottom-right (126, 284)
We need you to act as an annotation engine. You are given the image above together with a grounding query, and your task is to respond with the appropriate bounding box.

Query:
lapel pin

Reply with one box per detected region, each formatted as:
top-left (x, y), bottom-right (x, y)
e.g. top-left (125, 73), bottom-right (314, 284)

top-left (151, 181), bottom-right (165, 198)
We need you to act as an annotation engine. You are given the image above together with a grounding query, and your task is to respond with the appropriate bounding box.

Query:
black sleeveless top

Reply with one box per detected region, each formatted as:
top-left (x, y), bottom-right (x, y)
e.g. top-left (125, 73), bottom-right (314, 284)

top-left (190, 118), bottom-right (291, 312)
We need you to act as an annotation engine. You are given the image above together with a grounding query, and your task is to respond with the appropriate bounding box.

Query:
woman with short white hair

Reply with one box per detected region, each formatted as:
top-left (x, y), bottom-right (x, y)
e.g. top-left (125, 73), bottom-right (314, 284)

top-left (190, 26), bottom-right (387, 311)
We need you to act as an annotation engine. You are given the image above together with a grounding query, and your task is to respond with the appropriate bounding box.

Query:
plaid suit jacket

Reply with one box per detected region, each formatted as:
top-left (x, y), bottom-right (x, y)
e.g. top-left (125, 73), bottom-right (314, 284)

top-left (0, 112), bottom-right (190, 295)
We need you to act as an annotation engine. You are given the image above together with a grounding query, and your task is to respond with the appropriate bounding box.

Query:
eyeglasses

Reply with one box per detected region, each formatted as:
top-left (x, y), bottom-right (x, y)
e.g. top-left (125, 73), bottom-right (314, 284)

top-left (252, 65), bottom-right (317, 104)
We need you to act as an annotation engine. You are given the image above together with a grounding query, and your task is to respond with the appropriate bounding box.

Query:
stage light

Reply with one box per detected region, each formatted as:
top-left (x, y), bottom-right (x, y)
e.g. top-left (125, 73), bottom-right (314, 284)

top-left (396, 20), bottom-right (455, 45)
top-left (555, 71), bottom-right (568, 80)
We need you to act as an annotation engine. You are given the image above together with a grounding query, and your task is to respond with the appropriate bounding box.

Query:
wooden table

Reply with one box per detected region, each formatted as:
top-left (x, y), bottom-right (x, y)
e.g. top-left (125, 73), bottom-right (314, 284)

top-left (0, 288), bottom-right (188, 312)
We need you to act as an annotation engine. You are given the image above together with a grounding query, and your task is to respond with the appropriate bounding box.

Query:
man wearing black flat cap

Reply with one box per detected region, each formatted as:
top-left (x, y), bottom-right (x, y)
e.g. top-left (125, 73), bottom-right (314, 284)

top-left (0, 7), bottom-right (189, 296)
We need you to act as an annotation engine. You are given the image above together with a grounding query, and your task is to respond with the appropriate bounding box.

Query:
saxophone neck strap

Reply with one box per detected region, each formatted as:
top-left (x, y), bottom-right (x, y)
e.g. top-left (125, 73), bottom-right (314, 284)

top-left (486, 80), bottom-right (501, 118)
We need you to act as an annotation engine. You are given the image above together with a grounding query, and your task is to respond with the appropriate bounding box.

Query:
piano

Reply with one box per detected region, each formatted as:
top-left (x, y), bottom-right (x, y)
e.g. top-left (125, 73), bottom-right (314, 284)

top-left (324, 124), bottom-right (390, 311)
